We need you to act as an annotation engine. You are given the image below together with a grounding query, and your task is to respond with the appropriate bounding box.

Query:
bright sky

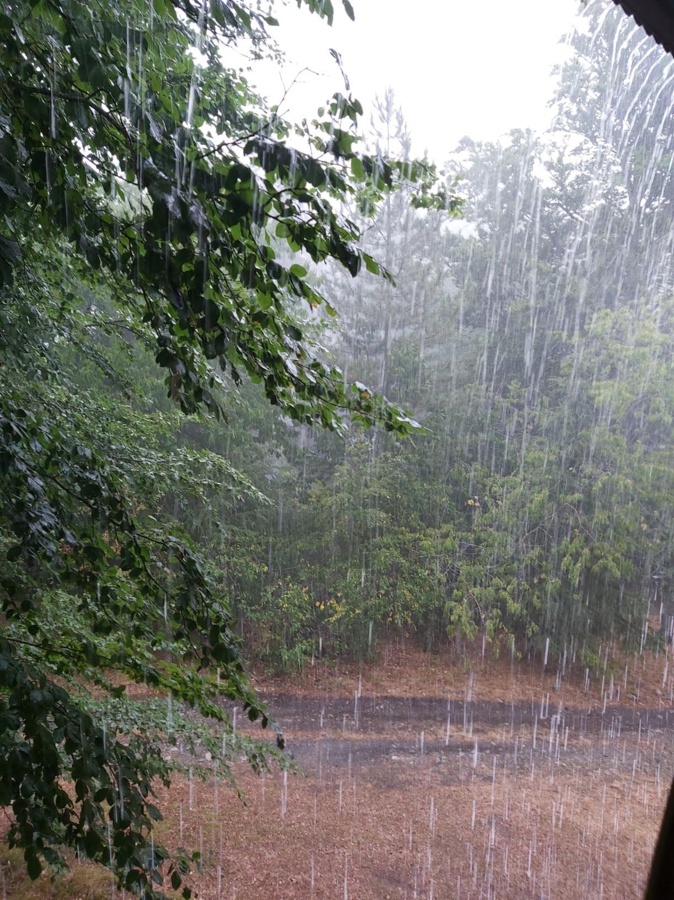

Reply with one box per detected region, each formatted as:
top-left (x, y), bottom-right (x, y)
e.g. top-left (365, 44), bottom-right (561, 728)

top-left (252, 0), bottom-right (582, 163)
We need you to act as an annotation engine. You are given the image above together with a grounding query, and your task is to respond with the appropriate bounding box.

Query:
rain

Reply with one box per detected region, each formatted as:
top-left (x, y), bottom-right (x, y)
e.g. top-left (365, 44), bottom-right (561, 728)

top-left (165, 1), bottom-right (674, 896)
top-left (3, 0), bottom-right (674, 896)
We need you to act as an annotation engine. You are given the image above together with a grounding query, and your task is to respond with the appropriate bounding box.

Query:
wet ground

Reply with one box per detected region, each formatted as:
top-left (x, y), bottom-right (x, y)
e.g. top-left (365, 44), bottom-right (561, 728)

top-left (263, 691), bottom-right (674, 779)
top-left (163, 650), bottom-right (674, 898)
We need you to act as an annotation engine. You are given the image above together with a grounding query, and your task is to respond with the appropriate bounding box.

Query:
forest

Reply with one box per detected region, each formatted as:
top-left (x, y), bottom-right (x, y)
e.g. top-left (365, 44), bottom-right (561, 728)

top-left (222, 7), bottom-right (674, 668)
top-left (2, 0), bottom-right (674, 895)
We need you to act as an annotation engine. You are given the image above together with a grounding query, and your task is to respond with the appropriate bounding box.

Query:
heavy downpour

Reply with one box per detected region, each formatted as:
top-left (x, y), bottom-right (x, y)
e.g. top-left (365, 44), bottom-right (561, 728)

top-left (2, 0), bottom-right (674, 897)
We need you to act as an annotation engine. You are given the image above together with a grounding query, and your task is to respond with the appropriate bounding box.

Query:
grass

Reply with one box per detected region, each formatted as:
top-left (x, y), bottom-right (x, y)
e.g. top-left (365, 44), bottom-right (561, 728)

top-left (0, 846), bottom-right (115, 899)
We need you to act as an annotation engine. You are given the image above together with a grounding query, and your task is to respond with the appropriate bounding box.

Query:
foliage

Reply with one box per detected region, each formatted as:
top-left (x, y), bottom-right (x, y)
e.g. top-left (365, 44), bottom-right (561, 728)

top-left (220, 7), bottom-right (674, 671)
top-left (0, 0), bottom-right (448, 430)
top-left (0, 0), bottom-right (459, 895)
top-left (0, 250), bottom-right (283, 897)
top-left (4, 0), bottom-right (674, 889)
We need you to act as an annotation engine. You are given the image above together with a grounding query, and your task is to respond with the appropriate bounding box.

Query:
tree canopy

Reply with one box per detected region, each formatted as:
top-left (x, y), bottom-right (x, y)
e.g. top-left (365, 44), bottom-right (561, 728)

top-left (215, 7), bottom-right (674, 672)
top-left (0, 0), bottom-right (457, 895)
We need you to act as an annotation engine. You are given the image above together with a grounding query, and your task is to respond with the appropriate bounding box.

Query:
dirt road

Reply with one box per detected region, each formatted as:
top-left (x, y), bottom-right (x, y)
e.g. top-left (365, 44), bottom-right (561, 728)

top-left (167, 648), bottom-right (674, 899)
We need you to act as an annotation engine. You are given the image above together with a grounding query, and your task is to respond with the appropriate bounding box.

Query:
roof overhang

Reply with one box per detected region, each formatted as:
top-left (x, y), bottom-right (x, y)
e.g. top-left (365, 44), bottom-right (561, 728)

top-left (613, 0), bottom-right (674, 56)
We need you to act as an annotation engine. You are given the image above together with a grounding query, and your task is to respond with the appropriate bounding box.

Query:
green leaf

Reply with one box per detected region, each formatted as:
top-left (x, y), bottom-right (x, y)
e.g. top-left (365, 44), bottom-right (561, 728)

top-left (25, 852), bottom-right (42, 881)
top-left (350, 156), bottom-right (365, 180)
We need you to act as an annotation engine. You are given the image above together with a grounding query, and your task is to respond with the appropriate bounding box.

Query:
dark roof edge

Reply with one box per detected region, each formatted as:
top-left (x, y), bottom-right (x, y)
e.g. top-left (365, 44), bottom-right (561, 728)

top-left (613, 0), bottom-right (674, 56)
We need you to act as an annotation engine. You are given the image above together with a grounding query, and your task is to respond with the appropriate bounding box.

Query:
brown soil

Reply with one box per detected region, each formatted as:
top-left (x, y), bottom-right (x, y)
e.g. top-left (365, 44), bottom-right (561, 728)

top-left (4, 639), bottom-right (673, 898)
top-left (155, 640), bottom-right (674, 899)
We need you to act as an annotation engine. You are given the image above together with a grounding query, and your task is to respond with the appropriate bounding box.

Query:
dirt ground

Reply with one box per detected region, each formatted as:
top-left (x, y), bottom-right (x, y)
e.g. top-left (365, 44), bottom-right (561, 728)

top-left (154, 639), bottom-right (674, 900)
top-left (3, 638), bottom-right (673, 898)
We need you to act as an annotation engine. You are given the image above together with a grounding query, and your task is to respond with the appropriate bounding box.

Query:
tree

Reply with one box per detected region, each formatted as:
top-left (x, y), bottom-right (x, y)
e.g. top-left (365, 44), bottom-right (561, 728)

top-left (256, 0), bottom-right (674, 664)
top-left (0, 0), bottom-right (456, 894)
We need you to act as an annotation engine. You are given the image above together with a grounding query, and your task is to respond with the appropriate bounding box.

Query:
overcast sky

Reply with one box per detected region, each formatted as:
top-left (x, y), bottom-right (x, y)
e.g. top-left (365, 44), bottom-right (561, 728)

top-left (250, 0), bottom-right (582, 162)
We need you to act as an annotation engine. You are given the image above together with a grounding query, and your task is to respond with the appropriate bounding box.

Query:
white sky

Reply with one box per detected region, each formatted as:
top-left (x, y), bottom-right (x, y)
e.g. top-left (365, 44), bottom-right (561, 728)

top-left (251, 0), bottom-right (582, 163)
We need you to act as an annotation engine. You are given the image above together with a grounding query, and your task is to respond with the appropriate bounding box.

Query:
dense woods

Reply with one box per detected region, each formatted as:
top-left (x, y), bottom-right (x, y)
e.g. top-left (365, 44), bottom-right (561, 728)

top-left (2, 0), bottom-right (674, 893)
top-left (226, 5), bottom-right (674, 668)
